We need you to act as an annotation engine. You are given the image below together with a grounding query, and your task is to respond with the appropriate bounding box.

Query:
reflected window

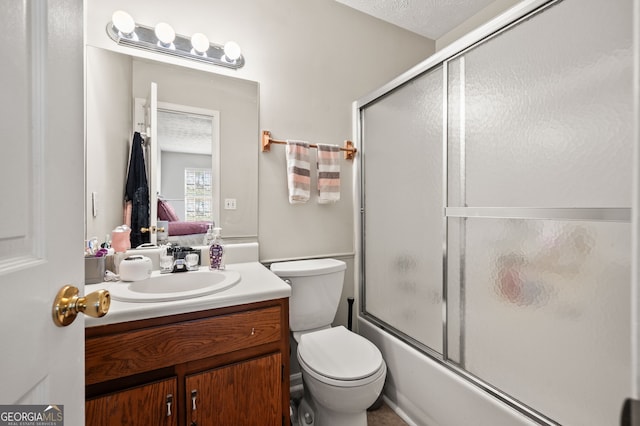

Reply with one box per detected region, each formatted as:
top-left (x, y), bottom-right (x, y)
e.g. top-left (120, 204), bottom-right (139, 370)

top-left (185, 167), bottom-right (213, 222)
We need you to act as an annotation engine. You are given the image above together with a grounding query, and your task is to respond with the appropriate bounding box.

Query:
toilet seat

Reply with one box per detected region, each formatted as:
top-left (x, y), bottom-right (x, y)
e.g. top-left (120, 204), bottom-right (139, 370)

top-left (297, 326), bottom-right (385, 386)
top-left (298, 354), bottom-right (387, 389)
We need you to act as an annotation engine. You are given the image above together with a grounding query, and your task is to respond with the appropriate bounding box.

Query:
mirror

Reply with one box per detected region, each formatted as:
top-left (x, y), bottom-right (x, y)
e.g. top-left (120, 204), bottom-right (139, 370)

top-left (85, 46), bottom-right (259, 247)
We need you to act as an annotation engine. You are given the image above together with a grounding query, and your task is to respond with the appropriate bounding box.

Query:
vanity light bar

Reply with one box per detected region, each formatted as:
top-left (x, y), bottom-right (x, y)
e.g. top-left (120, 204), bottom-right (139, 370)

top-left (106, 13), bottom-right (244, 70)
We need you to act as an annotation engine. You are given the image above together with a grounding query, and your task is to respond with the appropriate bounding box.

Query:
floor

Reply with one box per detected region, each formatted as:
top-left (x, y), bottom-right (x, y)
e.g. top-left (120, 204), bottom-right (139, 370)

top-left (290, 389), bottom-right (408, 426)
top-left (367, 402), bottom-right (409, 426)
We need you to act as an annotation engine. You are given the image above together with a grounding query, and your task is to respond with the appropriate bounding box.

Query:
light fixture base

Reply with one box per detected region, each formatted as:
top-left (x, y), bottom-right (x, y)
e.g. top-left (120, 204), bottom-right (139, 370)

top-left (106, 22), bottom-right (244, 69)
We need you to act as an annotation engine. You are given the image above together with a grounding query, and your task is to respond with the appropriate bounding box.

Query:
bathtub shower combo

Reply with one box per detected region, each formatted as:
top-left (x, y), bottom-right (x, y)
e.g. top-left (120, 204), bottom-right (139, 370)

top-left (356, 0), bottom-right (635, 424)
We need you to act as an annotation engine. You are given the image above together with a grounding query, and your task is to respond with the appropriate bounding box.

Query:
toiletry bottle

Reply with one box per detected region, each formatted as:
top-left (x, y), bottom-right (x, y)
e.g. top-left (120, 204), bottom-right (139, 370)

top-left (209, 227), bottom-right (225, 270)
top-left (203, 223), bottom-right (215, 245)
top-left (111, 225), bottom-right (131, 253)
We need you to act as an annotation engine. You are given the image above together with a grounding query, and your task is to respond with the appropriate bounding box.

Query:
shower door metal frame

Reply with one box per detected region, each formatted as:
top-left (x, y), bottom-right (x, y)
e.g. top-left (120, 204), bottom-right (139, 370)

top-left (631, 0), bottom-right (640, 418)
top-left (355, 0), bottom-right (635, 424)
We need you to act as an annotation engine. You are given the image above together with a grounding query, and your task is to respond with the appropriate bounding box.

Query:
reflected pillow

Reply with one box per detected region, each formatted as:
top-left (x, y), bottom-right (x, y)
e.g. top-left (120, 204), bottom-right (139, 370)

top-left (158, 199), bottom-right (179, 222)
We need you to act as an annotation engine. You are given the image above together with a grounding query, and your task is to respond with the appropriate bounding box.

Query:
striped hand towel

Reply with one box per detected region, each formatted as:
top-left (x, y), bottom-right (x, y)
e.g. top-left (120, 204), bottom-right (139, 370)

top-left (286, 140), bottom-right (311, 204)
top-left (317, 144), bottom-right (341, 203)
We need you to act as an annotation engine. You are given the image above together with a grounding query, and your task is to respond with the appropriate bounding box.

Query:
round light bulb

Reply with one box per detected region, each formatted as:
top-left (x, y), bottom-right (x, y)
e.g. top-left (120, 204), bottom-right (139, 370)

top-left (112, 10), bottom-right (135, 36)
top-left (154, 22), bottom-right (176, 46)
top-left (191, 33), bottom-right (210, 55)
top-left (223, 41), bottom-right (241, 61)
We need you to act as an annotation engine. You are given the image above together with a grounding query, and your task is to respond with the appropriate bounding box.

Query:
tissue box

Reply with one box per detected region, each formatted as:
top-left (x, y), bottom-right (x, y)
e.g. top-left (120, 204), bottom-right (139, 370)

top-left (85, 256), bottom-right (106, 284)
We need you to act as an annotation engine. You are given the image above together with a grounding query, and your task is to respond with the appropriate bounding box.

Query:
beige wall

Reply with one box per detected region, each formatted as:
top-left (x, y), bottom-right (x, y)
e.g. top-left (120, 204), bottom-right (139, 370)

top-left (85, 0), bottom-right (434, 328)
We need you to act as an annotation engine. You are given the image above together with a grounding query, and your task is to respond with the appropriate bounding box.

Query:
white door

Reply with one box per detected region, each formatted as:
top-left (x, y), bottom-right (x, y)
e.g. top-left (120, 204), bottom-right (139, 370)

top-left (0, 0), bottom-right (86, 424)
top-left (148, 82), bottom-right (158, 245)
top-left (132, 82), bottom-right (158, 245)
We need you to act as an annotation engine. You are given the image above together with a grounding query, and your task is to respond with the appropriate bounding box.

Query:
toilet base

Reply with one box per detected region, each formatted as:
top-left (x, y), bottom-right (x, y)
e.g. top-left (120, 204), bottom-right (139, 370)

top-left (297, 396), bottom-right (368, 426)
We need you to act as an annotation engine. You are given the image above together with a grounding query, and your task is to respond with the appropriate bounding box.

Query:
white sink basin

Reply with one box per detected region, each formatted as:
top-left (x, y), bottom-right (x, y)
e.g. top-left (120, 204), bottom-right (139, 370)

top-left (109, 269), bottom-right (241, 303)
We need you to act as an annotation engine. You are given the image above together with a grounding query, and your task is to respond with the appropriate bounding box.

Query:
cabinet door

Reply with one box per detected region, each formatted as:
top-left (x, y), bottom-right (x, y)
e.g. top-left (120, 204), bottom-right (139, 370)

top-left (86, 377), bottom-right (177, 426)
top-left (186, 353), bottom-right (281, 426)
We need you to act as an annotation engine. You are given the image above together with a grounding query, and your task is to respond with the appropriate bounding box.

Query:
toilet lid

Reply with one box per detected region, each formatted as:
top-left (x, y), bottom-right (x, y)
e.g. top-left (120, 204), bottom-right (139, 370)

top-left (298, 326), bottom-right (383, 381)
top-left (270, 258), bottom-right (346, 277)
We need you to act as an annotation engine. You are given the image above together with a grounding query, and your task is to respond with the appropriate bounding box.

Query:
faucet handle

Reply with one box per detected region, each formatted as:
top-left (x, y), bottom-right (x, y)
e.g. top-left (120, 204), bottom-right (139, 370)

top-left (172, 258), bottom-right (187, 272)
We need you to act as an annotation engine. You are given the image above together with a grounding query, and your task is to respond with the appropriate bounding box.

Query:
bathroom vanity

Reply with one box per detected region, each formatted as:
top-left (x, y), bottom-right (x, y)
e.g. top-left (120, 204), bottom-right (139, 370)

top-left (84, 252), bottom-right (291, 426)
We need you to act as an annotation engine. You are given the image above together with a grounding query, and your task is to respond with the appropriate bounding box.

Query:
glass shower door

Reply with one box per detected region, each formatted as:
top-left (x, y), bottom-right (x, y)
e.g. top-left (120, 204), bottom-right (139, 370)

top-left (446, 0), bottom-right (633, 424)
top-left (359, 0), bottom-right (636, 424)
top-left (361, 66), bottom-right (444, 355)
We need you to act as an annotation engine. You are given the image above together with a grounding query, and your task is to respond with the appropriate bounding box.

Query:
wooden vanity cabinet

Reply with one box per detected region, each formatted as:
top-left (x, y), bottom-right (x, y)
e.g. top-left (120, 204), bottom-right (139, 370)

top-left (86, 378), bottom-right (178, 426)
top-left (85, 298), bottom-right (289, 426)
top-left (185, 353), bottom-right (281, 425)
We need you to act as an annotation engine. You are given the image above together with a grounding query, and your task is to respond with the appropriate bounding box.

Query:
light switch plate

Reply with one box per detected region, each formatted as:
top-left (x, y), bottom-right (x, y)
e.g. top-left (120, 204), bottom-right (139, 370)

top-left (224, 198), bottom-right (237, 210)
top-left (92, 191), bottom-right (98, 217)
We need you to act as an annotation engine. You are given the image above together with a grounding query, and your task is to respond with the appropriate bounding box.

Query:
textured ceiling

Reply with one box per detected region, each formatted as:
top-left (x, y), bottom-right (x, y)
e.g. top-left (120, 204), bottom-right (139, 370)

top-left (157, 110), bottom-right (212, 155)
top-left (335, 0), bottom-right (497, 39)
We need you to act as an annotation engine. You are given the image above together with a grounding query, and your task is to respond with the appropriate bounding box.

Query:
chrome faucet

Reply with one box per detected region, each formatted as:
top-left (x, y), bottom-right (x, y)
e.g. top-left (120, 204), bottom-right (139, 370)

top-left (171, 252), bottom-right (200, 273)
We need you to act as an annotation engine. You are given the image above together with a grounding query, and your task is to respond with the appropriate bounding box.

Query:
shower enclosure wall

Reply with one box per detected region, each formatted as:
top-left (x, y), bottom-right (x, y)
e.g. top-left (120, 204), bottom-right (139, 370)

top-left (356, 0), bottom-right (634, 424)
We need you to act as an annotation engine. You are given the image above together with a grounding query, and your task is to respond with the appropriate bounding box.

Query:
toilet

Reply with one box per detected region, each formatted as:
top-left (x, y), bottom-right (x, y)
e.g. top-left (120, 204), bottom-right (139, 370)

top-left (270, 259), bottom-right (386, 426)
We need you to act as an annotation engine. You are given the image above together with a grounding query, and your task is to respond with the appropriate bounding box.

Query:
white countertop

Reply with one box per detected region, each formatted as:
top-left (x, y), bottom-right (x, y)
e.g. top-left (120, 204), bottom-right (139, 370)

top-left (85, 261), bottom-right (291, 327)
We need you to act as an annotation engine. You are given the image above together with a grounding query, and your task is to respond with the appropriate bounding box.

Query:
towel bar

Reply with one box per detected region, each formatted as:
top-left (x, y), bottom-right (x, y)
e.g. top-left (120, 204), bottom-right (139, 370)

top-left (261, 130), bottom-right (356, 160)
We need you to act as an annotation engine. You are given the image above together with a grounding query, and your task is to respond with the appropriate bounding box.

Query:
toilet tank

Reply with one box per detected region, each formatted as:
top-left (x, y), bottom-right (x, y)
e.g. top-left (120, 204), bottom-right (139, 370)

top-left (270, 259), bottom-right (346, 333)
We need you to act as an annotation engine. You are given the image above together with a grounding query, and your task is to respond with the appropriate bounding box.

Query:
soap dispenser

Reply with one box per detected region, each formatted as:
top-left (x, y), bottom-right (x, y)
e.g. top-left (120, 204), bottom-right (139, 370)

top-left (203, 223), bottom-right (215, 245)
top-left (209, 227), bottom-right (225, 270)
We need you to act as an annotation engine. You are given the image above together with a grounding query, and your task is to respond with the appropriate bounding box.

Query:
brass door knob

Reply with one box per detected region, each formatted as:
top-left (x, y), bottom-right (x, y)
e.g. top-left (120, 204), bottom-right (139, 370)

top-left (52, 285), bottom-right (110, 327)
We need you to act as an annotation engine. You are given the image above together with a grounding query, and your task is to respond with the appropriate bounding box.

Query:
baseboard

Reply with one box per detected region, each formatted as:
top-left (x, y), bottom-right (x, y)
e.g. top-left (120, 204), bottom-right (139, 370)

top-left (382, 395), bottom-right (418, 426)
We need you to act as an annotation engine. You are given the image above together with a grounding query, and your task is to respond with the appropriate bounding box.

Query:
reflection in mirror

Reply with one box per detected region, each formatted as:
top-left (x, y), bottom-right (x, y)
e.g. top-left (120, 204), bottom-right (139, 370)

top-left (85, 46), bottom-right (259, 248)
top-left (155, 103), bottom-right (220, 244)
